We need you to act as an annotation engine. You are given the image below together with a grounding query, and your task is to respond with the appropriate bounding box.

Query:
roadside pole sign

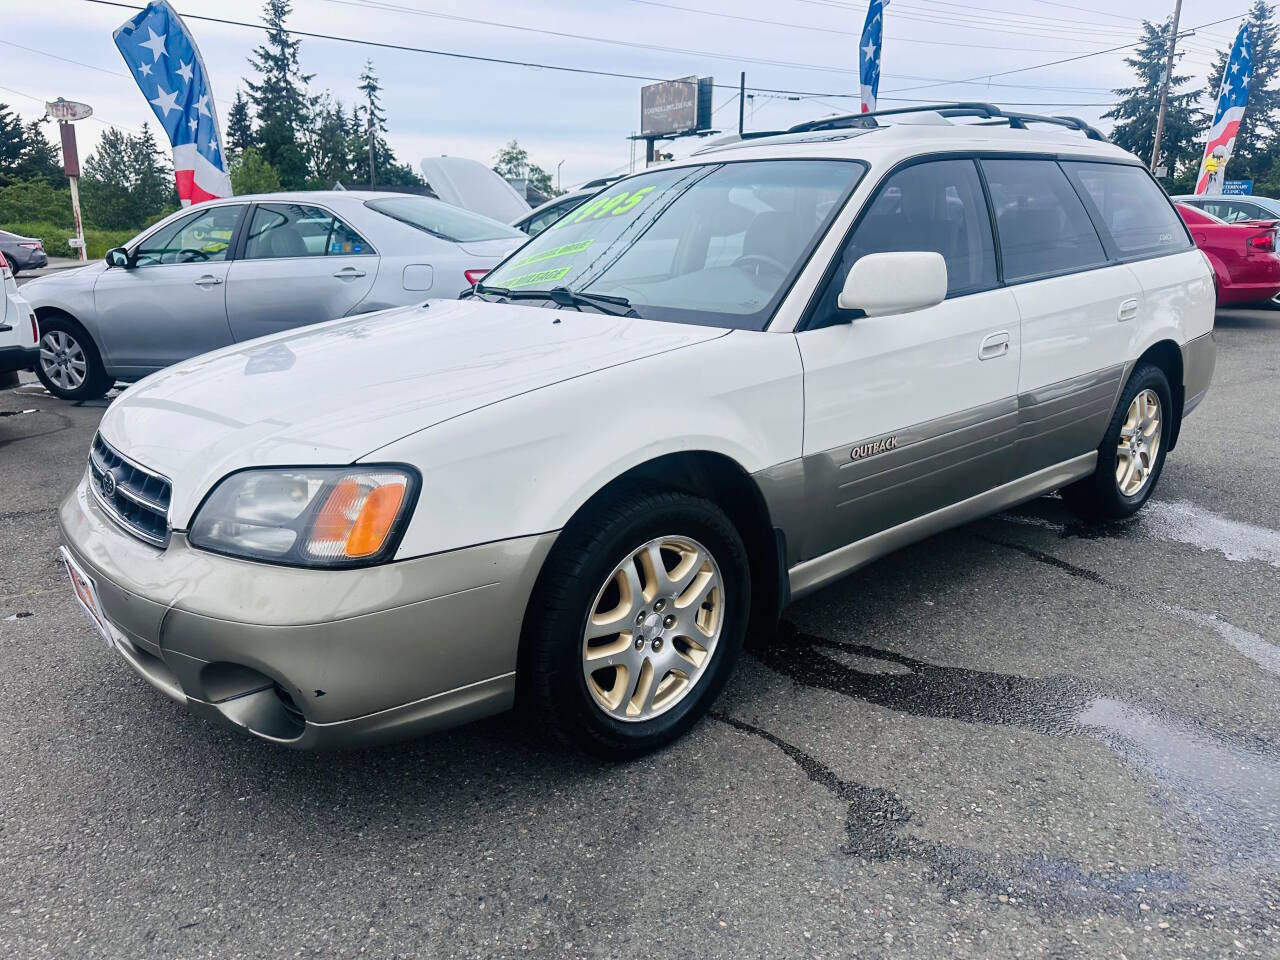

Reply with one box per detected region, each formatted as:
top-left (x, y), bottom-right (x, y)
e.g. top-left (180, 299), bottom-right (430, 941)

top-left (45, 99), bottom-right (93, 263)
top-left (1222, 179), bottom-right (1254, 195)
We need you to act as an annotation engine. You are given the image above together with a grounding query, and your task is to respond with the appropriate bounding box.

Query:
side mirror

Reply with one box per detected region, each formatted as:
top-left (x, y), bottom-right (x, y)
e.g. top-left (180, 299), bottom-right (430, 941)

top-left (105, 247), bottom-right (131, 269)
top-left (838, 251), bottom-right (947, 318)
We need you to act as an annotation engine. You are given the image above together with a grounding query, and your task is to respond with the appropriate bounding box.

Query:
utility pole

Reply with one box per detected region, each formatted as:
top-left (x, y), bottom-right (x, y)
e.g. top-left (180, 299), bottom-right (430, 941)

top-left (1150, 0), bottom-right (1184, 177)
top-left (557, 159), bottom-right (565, 193)
top-left (367, 90), bottom-right (376, 187)
top-left (738, 72), bottom-right (746, 136)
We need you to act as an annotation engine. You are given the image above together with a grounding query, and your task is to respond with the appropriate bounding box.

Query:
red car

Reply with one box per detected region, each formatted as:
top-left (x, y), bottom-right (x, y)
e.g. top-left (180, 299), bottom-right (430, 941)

top-left (1175, 202), bottom-right (1280, 307)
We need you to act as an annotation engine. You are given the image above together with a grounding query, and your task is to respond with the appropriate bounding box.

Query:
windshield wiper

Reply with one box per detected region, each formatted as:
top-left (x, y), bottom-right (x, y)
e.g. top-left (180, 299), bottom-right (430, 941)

top-left (460, 283), bottom-right (511, 302)
top-left (510, 286), bottom-right (639, 317)
top-left (464, 284), bottom-right (640, 317)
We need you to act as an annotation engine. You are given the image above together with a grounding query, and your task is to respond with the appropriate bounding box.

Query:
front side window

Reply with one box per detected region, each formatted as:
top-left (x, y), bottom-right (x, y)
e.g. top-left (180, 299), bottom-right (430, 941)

top-left (982, 159), bottom-right (1107, 282)
top-left (839, 158), bottom-right (997, 300)
top-left (244, 204), bottom-right (373, 260)
top-left (133, 205), bottom-right (243, 266)
top-left (1062, 161), bottom-right (1191, 258)
top-left (480, 159), bottom-right (862, 330)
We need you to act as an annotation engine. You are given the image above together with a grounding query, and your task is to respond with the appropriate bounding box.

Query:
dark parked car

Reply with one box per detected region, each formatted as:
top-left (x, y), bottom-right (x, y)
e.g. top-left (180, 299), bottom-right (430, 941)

top-left (0, 230), bottom-right (49, 273)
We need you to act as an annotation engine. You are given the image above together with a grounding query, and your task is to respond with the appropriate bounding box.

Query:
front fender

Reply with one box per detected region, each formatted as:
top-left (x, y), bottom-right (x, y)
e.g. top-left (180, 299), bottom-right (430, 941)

top-left (370, 331), bottom-right (805, 559)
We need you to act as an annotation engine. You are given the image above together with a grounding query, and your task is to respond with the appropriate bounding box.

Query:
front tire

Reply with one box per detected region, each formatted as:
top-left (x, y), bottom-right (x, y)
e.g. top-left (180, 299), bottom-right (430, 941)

top-left (1062, 363), bottom-right (1172, 521)
top-left (521, 489), bottom-right (750, 759)
top-left (35, 314), bottom-right (112, 401)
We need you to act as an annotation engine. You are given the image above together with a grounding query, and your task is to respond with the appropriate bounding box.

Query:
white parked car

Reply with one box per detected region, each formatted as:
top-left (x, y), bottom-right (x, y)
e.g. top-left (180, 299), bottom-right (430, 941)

top-left (58, 105), bottom-right (1215, 758)
top-left (21, 190), bottom-right (525, 401)
top-left (0, 257), bottom-right (38, 379)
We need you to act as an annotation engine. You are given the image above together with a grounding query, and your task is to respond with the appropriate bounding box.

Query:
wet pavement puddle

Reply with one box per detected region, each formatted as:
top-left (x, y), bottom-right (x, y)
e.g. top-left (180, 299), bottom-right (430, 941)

top-left (999, 498), bottom-right (1280, 568)
top-left (722, 622), bottom-right (1280, 920)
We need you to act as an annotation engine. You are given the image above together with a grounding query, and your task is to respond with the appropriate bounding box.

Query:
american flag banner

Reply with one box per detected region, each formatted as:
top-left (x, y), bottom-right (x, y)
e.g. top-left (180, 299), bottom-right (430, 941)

top-left (113, 0), bottom-right (232, 205)
top-left (1195, 23), bottom-right (1252, 195)
top-left (859, 0), bottom-right (887, 114)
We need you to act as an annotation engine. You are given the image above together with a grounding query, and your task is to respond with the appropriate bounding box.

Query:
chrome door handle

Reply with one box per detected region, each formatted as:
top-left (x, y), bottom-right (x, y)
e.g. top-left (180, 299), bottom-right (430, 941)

top-left (978, 331), bottom-right (1011, 360)
top-left (333, 267), bottom-right (367, 279)
top-left (194, 275), bottom-right (223, 286)
top-left (1118, 298), bottom-right (1139, 322)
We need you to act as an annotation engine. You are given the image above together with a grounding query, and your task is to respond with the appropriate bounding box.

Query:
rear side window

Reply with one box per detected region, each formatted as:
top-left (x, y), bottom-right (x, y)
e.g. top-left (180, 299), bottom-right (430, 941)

top-left (982, 159), bottom-right (1106, 282)
top-left (1062, 162), bottom-right (1191, 259)
top-left (244, 203), bottom-right (373, 260)
top-left (841, 158), bottom-right (998, 298)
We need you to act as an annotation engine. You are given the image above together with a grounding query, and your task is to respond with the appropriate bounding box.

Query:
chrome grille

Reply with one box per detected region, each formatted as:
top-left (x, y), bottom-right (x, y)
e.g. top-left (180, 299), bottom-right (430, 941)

top-left (88, 433), bottom-right (172, 547)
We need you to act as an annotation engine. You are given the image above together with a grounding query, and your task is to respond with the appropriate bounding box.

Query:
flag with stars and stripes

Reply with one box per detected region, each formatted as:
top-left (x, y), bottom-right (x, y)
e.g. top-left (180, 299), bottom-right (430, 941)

top-left (113, 0), bottom-right (231, 205)
top-left (859, 0), bottom-right (887, 114)
top-left (1195, 23), bottom-right (1252, 195)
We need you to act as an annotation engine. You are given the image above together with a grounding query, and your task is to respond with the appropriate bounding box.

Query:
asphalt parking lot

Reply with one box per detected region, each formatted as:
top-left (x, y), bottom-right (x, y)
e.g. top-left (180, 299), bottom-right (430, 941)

top-left (2, 308), bottom-right (1279, 959)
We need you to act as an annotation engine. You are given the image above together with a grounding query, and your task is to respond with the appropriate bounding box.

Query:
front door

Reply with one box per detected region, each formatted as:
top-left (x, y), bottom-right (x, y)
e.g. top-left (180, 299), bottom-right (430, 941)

top-left (93, 203), bottom-right (245, 375)
top-left (225, 202), bottom-right (378, 342)
top-left (795, 158), bottom-right (1022, 563)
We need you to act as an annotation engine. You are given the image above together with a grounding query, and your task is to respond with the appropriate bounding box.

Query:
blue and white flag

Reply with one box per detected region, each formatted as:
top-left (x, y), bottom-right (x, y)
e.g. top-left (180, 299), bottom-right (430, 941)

top-left (859, 0), bottom-right (887, 114)
top-left (113, 0), bottom-right (232, 205)
top-left (1196, 23), bottom-right (1252, 195)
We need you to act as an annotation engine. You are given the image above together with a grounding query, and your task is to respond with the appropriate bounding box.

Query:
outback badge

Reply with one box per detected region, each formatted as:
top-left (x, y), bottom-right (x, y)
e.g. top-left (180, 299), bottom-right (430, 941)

top-left (850, 436), bottom-right (900, 461)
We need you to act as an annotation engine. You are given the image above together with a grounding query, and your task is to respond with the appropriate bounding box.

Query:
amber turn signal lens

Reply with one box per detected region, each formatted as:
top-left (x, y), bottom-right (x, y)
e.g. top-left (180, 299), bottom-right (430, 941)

top-left (344, 482), bottom-right (407, 557)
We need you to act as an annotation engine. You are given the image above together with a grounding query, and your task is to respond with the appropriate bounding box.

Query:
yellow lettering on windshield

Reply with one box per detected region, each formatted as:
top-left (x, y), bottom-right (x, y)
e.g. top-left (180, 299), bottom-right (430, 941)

top-left (510, 240), bottom-right (593, 269)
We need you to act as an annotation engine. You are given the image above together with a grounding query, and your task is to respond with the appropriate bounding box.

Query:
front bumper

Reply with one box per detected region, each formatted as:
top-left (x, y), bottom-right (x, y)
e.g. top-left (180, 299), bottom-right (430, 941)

top-left (0, 344), bottom-right (38, 374)
top-left (59, 474), bottom-right (557, 748)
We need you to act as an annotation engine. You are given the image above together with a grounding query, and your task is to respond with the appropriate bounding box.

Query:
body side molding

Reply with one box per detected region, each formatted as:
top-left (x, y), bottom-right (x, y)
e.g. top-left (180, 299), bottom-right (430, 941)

top-left (786, 452), bottom-right (1097, 600)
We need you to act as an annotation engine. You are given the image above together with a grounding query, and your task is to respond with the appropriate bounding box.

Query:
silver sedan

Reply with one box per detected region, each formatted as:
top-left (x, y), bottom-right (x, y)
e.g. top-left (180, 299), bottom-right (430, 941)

top-left (20, 190), bottom-right (527, 400)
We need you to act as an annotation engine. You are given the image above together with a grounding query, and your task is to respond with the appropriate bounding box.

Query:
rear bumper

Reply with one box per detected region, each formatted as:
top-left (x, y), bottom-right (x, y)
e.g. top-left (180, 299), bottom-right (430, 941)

top-left (1181, 331), bottom-right (1215, 418)
top-left (0, 344), bottom-right (38, 374)
top-left (9, 248), bottom-right (47, 270)
top-left (59, 473), bottom-right (557, 748)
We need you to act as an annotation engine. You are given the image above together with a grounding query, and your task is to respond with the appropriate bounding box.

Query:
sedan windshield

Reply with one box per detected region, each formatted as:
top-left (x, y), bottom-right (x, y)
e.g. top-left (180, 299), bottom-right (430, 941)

top-left (479, 159), bottom-right (863, 330)
top-left (364, 195), bottom-right (524, 243)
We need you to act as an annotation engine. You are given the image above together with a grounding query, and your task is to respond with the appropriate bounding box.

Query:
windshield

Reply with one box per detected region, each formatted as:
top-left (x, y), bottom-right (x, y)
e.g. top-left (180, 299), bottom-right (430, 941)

top-left (364, 195), bottom-right (524, 243)
top-left (480, 159), bottom-right (863, 330)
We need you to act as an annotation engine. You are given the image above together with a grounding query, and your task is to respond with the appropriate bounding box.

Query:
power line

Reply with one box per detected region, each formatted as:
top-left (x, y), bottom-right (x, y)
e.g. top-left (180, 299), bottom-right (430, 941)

top-left (67, 0), bottom-right (1116, 105)
top-left (882, 11), bottom-right (1250, 95)
top-left (0, 82), bottom-right (143, 133)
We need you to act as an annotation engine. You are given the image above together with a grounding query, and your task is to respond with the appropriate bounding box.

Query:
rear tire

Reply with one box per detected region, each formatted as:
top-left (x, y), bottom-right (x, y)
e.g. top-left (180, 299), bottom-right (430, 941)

top-left (2, 254), bottom-right (17, 276)
top-left (1062, 363), bottom-right (1172, 521)
top-left (520, 488), bottom-right (750, 759)
top-left (34, 313), bottom-right (112, 402)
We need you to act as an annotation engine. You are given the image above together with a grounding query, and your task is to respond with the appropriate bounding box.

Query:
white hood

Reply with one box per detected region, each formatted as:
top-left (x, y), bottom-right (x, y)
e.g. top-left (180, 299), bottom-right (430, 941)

top-left (98, 299), bottom-right (726, 524)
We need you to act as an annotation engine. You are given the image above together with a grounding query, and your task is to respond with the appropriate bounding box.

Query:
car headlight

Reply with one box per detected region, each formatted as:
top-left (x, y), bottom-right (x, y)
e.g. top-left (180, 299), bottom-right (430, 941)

top-left (188, 466), bottom-right (419, 568)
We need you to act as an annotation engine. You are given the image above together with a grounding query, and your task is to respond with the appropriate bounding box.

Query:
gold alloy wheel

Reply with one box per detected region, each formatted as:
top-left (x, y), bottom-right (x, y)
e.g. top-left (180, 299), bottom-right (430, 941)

top-left (582, 535), bottom-right (724, 723)
top-left (1116, 388), bottom-right (1162, 497)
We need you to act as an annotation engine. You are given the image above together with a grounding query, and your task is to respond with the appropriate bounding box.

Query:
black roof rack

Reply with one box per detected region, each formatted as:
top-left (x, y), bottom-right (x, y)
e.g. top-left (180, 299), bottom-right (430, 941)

top-left (784, 102), bottom-right (1106, 141)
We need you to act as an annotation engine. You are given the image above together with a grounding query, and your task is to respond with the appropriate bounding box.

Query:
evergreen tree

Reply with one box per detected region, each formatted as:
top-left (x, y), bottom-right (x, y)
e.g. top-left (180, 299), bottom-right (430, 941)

top-left (307, 94), bottom-right (357, 186)
top-left (0, 103), bottom-right (24, 185)
top-left (1202, 1), bottom-right (1280, 180)
top-left (1105, 19), bottom-right (1206, 187)
top-left (245, 0), bottom-right (314, 189)
top-left (352, 61), bottom-right (422, 186)
top-left (14, 119), bottom-right (67, 185)
top-left (80, 124), bottom-right (172, 230)
top-left (226, 90), bottom-right (255, 158)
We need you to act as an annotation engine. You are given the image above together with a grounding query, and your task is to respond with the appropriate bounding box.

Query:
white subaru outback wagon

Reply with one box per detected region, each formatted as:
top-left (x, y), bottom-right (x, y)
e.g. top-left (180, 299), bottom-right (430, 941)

top-left (59, 105), bottom-right (1216, 758)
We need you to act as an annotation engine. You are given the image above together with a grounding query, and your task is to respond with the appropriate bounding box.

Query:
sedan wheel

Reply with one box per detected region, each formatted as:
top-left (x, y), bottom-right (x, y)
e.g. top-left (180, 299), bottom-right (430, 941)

top-left (39, 330), bottom-right (88, 392)
top-left (582, 535), bottom-right (725, 722)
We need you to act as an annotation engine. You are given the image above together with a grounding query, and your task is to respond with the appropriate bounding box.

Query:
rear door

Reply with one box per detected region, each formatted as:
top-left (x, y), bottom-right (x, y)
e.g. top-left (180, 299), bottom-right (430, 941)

top-left (981, 158), bottom-right (1136, 477)
top-left (795, 158), bottom-right (1022, 561)
top-left (225, 202), bottom-right (378, 343)
top-left (92, 203), bottom-right (245, 373)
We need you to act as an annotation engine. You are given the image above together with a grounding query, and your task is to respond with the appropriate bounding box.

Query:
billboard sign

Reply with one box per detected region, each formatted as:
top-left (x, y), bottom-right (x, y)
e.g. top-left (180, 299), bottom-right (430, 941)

top-left (1222, 179), bottom-right (1254, 195)
top-left (641, 76), bottom-right (704, 138)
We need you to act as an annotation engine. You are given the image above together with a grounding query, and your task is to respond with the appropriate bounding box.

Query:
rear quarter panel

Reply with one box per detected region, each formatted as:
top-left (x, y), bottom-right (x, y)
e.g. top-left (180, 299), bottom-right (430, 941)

top-left (367, 330), bottom-right (805, 559)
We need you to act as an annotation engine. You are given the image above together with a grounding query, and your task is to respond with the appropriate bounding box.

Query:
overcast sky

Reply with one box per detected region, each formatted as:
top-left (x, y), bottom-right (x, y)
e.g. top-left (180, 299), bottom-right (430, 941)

top-left (0, 0), bottom-right (1252, 190)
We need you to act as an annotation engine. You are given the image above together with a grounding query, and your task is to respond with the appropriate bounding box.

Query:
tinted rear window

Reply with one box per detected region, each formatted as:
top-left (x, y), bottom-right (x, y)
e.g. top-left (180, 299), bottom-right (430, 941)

top-left (364, 196), bottom-right (524, 243)
top-left (982, 158), bottom-right (1107, 282)
top-left (1062, 162), bottom-right (1191, 259)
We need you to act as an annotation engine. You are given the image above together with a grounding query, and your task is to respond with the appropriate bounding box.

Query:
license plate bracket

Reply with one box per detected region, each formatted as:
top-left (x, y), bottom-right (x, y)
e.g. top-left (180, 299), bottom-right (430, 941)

top-left (59, 547), bottom-right (114, 649)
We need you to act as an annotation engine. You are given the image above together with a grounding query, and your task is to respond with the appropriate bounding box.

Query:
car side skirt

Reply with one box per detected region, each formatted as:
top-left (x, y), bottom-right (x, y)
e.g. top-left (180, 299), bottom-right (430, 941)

top-left (786, 451), bottom-right (1097, 600)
